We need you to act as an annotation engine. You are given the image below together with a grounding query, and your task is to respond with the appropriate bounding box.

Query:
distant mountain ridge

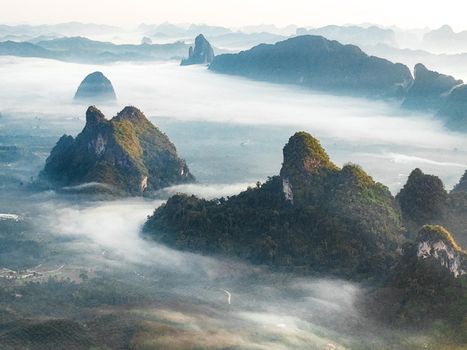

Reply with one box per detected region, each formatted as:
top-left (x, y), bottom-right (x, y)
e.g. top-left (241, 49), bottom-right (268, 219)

top-left (0, 36), bottom-right (189, 63)
top-left (180, 34), bottom-right (214, 65)
top-left (401, 63), bottom-right (463, 111)
top-left (423, 25), bottom-right (467, 53)
top-left (296, 25), bottom-right (397, 47)
top-left (74, 71), bottom-right (117, 102)
top-left (209, 35), bottom-right (413, 98)
top-left (208, 34), bottom-right (467, 131)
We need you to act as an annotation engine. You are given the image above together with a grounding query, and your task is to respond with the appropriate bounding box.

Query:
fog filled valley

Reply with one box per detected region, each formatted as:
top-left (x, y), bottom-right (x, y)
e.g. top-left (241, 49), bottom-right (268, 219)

top-left (1, 20), bottom-right (467, 349)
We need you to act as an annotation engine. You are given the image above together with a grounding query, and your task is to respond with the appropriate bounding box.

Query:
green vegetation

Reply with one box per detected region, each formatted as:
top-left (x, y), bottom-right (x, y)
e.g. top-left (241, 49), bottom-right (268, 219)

top-left (144, 132), bottom-right (405, 279)
top-left (144, 132), bottom-right (467, 344)
top-left (396, 168), bottom-right (448, 232)
top-left (41, 106), bottom-right (194, 195)
top-left (209, 35), bottom-right (413, 98)
top-left (395, 168), bottom-right (467, 246)
top-left (378, 225), bottom-right (466, 339)
top-left (418, 224), bottom-right (464, 252)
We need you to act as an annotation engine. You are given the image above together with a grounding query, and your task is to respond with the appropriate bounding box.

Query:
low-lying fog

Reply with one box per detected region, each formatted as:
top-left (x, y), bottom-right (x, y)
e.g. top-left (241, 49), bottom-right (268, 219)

top-left (1, 56), bottom-right (466, 191)
top-left (1, 192), bottom-right (407, 348)
top-left (1, 55), bottom-right (466, 348)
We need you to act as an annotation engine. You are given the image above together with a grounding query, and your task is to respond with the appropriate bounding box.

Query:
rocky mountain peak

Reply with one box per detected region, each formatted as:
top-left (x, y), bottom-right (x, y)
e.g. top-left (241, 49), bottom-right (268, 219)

top-left (396, 168), bottom-right (448, 226)
top-left (180, 34), bottom-right (214, 65)
top-left (41, 106), bottom-right (194, 195)
top-left (281, 132), bottom-right (337, 178)
top-left (416, 225), bottom-right (466, 277)
top-left (85, 105), bottom-right (107, 127)
top-left (402, 64), bottom-right (463, 110)
top-left (115, 106), bottom-right (147, 123)
top-left (279, 132), bottom-right (338, 203)
top-left (74, 71), bottom-right (116, 102)
top-left (413, 62), bottom-right (428, 76)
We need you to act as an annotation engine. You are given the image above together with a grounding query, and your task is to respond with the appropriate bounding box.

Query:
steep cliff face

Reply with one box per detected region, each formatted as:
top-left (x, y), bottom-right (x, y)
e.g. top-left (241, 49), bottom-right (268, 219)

top-left (180, 34), bottom-right (214, 65)
top-left (209, 35), bottom-right (413, 98)
top-left (144, 131), bottom-right (405, 278)
top-left (367, 225), bottom-right (466, 331)
top-left (416, 225), bottom-right (466, 277)
top-left (437, 84), bottom-right (467, 131)
top-left (279, 132), bottom-right (338, 204)
top-left (41, 106), bottom-right (194, 195)
top-left (402, 63), bottom-right (462, 111)
top-left (74, 71), bottom-right (116, 102)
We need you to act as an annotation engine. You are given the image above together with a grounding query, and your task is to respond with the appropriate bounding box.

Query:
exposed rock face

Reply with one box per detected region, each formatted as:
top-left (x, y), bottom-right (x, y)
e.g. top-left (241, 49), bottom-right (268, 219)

top-left (437, 84), bottom-right (467, 131)
top-left (402, 63), bottom-right (462, 111)
top-left (279, 132), bottom-right (338, 204)
top-left (209, 35), bottom-right (413, 98)
top-left (416, 225), bottom-right (466, 277)
top-left (370, 225), bottom-right (466, 328)
top-left (144, 131), bottom-right (404, 278)
top-left (74, 72), bottom-right (116, 102)
top-left (41, 106), bottom-right (194, 195)
top-left (180, 34), bottom-right (214, 66)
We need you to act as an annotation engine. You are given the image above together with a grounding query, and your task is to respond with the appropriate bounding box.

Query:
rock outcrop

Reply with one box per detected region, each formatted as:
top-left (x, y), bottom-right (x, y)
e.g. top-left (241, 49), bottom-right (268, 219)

top-left (415, 225), bottom-right (466, 277)
top-left (180, 34), bottom-right (214, 66)
top-left (209, 35), bottom-right (413, 98)
top-left (144, 131), bottom-right (405, 278)
top-left (369, 225), bottom-right (466, 328)
top-left (41, 106), bottom-right (194, 195)
top-left (402, 63), bottom-right (462, 111)
top-left (437, 84), bottom-right (467, 131)
top-left (395, 168), bottom-right (467, 246)
top-left (74, 71), bottom-right (116, 102)
top-left (395, 168), bottom-right (448, 229)
top-left (280, 132), bottom-right (339, 204)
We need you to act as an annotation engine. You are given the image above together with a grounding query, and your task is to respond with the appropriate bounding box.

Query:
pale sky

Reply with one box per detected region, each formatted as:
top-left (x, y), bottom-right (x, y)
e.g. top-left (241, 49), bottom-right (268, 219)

top-left (1, 0), bottom-right (467, 30)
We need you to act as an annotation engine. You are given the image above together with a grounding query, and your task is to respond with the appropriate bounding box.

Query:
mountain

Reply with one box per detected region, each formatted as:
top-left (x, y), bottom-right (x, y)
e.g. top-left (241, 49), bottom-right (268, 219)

top-left (0, 37), bottom-right (189, 63)
top-left (401, 63), bottom-right (463, 111)
top-left (209, 35), bottom-right (413, 98)
top-left (296, 25), bottom-right (397, 47)
top-left (240, 24), bottom-right (297, 36)
top-left (144, 132), bottom-right (405, 278)
top-left (209, 32), bottom-right (286, 50)
top-left (187, 24), bottom-right (231, 37)
top-left (423, 25), bottom-right (467, 53)
top-left (437, 84), bottom-right (467, 130)
top-left (368, 225), bottom-right (466, 334)
top-left (396, 168), bottom-right (467, 246)
top-left (396, 168), bottom-right (448, 230)
top-left (180, 34), bottom-right (214, 65)
top-left (74, 72), bottom-right (116, 102)
top-left (452, 170), bottom-right (467, 193)
top-left (0, 40), bottom-right (54, 58)
top-left (143, 23), bottom-right (232, 38)
top-left (0, 22), bottom-right (122, 41)
top-left (40, 106), bottom-right (194, 195)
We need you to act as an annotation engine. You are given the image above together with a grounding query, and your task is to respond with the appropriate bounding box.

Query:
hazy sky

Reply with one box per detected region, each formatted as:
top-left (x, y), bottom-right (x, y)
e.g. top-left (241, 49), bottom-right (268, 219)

top-left (2, 0), bottom-right (467, 30)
